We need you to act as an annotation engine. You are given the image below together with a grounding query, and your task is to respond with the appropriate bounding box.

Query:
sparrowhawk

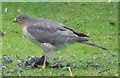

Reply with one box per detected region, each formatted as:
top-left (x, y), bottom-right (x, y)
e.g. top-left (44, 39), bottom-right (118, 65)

top-left (14, 14), bottom-right (108, 68)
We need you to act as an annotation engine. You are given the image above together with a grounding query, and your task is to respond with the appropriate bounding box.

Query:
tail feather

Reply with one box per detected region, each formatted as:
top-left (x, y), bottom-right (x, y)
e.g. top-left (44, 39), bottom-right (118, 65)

top-left (81, 40), bottom-right (108, 50)
top-left (70, 30), bottom-right (108, 50)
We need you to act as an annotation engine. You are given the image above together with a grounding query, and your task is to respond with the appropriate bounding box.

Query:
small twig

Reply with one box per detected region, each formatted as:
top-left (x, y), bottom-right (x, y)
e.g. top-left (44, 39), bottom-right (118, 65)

top-left (68, 66), bottom-right (73, 78)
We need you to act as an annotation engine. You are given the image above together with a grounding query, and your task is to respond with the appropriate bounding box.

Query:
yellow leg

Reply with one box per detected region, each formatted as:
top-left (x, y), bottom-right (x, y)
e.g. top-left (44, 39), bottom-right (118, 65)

top-left (41, 56), bottom-right (46, 69)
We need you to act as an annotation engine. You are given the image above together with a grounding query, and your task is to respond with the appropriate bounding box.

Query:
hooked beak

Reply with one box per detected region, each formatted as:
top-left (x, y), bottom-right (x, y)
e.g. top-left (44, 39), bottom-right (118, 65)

top-left (13, 18), bottom-right (18, 23)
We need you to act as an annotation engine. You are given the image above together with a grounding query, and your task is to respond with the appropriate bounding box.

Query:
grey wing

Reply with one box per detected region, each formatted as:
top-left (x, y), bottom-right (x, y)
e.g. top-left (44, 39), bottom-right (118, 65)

top-left (27, 20), bottom-right (75, 46)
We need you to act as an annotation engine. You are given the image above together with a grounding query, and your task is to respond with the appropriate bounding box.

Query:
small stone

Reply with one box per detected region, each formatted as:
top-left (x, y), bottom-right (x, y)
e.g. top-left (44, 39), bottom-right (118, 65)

top-left (2, 55), bottom-right (12, 63)
top-left (94, 63), bottom-right (101, 68)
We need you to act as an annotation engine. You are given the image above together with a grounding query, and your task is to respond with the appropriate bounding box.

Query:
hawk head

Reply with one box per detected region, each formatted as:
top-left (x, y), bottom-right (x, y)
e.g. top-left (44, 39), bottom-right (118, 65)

top-left (14, 14), bottom-right (30, 25)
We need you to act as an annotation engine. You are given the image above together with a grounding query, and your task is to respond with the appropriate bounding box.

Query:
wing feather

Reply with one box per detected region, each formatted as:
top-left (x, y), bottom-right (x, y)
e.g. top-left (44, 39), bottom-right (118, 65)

top-left (27, 18), bottom-right (88, 46)
top-left (27, 19), bottom-right (72, 45)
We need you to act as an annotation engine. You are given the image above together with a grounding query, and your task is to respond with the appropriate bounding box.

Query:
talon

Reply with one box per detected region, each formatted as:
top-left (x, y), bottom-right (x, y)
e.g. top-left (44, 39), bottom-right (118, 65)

top-left (41, 64), bottom-right (46, 69)
top-left (33, 55), bottom-right (49, 68)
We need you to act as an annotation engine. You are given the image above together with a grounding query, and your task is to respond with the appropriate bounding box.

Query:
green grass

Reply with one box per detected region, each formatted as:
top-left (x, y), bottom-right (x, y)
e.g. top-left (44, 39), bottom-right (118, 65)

top-left (2, 2), bottom-right (118, 76)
